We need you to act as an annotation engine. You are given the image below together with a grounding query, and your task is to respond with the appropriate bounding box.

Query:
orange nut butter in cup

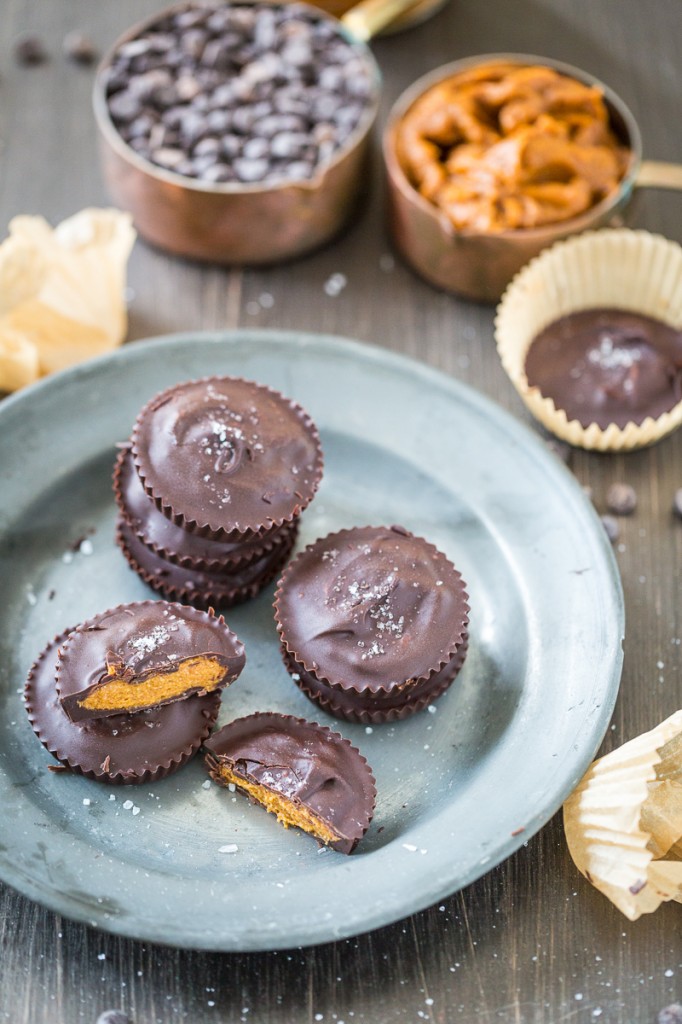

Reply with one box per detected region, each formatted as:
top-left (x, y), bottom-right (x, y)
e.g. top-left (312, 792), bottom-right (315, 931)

top-left (394, 61), bottom-right (630, 233)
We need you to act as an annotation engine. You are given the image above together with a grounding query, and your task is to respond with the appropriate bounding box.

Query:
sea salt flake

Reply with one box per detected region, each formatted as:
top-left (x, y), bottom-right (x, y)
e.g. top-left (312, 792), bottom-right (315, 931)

top-left (202, 780), bottom-right (211, 790)
top-left (324, 272), bottom-right (347, 297)
top-left (82, 798), bottom-right (91, 806)
top-left (402, 843), bottom-right (418, 852)
top-left (79, 538), bottom-right (93, 555)
top-left (219, 843), bottom-right (239, 854)
top-left (123, 799), bottom-right (134, 810)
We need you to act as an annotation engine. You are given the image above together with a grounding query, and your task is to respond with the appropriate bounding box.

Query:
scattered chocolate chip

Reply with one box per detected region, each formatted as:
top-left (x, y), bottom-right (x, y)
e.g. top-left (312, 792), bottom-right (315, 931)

top-left (658, 1006), bottom-right (682, 1024)
top-left (601, 514), bottom-right (620, 543)
top-left (63, 31), bottom-right (98, 64)
top-left (673, 488), bottom-right (682, 520)
top-left (606, 482), bottom-right (637, 515)
top-left (13, 34), bottom-right (48, 65)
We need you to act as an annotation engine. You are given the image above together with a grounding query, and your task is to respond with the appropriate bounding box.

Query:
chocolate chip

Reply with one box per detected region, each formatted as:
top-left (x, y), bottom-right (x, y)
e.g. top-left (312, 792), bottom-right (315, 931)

top-left (102, 2), bottom-right (376, 186)
top-left (63, 31), bottom-right (98, 65)
top-left (606, 482), bottom-right (637, 515)
top-left (96, 1012), bottom-right (133, 1024)
top-left (673, 488), bottom-right (682, 520)
top-left (658, 1006), bottom-right (682, 1024)
top-left (13, 34), bottom-right (48, 65)
top-left (601, 514), bottom-right (620, 543)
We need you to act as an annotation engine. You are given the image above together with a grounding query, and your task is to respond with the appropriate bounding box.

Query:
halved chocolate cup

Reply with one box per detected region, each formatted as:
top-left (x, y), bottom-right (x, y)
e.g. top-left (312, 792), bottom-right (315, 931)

top-left (204, 712), bottom-right (376, 853)
top-left (25, 630), bottom-right (221, 785)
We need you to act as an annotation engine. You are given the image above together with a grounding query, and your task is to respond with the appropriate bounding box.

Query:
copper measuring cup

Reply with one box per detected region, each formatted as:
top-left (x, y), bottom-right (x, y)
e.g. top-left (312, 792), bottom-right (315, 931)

top-left (383, 53), bottom-right (682, 303)
top-left (93, 0), bottom-right (426, 265)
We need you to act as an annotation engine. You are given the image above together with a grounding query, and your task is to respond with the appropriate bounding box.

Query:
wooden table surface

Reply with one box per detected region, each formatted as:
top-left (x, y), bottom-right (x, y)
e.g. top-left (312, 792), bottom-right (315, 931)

top-left (1, 0), bottom-right (681, 1021)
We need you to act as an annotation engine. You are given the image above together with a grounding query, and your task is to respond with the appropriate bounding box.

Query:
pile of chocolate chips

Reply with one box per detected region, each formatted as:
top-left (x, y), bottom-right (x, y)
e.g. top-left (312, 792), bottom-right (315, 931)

top-left (103, 2), bottom-right (375, 184)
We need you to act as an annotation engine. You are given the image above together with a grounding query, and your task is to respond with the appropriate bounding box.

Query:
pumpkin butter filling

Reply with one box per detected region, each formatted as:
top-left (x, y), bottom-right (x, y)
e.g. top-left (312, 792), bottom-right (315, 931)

top-left (79, 655), bottom-right (227, 712)
top-left (208, 759), bottom-right (341, 847)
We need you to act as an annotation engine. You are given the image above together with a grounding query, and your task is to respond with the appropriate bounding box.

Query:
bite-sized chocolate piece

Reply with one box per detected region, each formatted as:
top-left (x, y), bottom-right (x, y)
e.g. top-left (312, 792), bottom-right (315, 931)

top-left (13, 33), bottom-right (48, 65)
top-left (673, 488), bottom-right (682, 521)
top-left (606, 482), bottom-right (637, 516)
top-left (204, 712), bottom-right (376, 853)
top-left (284, 636), bottom-right (469, 724)
top-left (601, 514), bottom-right (620, 543)
top-left (117, 515), bottom-right (297, 610)
top-left (114, 444), bottom-right (295, 571)
top-left (57, 601), bottom-right (245, 722)
top-left (275, 526), bottom-right (469, 717)
top-left (131, 376), bottom-right (323, 541)
top-left (524, 309), bottom-right (682, 430)
top-left (25, 631), bottom-right (220, 784)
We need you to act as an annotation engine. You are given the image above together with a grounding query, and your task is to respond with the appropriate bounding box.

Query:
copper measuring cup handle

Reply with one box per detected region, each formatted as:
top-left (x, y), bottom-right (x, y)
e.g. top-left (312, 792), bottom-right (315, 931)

top-left (341, 0), bottom-right (430, 40)
top-left (636, 160), bottom-right (682, 190)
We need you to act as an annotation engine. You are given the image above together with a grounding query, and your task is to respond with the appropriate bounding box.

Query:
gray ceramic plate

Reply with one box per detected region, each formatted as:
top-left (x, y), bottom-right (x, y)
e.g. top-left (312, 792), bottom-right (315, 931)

top-left (0, 331), bottom-right (623, 951)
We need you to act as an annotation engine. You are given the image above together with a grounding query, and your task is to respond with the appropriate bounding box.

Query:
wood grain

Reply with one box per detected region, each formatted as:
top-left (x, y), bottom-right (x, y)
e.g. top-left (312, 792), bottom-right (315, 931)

top-left (1, 0), bottom-right (681, 1021)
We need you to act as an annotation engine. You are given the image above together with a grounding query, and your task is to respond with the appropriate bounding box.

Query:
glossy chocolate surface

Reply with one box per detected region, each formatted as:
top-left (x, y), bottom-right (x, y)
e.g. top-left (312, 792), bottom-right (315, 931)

top-left (131, 377), bottom-right (323, 539)
top-left (117, 516), bottom-right (296, 609)
top-left (275, 526), bottom-right (469, 693)
top-left (115, 445), bottom-right (296, 570)
top-left (524, 308), bottom-right (682, 429)
top-left (26, 633), bottom-right (221, 783)
top-left (204, 712), bottom-right (376, 853)
top-left (57, 601), bottom-right (245, 721)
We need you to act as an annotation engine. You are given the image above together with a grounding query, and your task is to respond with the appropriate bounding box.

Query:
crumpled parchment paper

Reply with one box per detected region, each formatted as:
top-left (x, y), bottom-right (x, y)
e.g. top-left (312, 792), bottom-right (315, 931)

top-left (564, 709), bottom-right (682, 920)
top-left (0, 208), bottom-right (135, 392)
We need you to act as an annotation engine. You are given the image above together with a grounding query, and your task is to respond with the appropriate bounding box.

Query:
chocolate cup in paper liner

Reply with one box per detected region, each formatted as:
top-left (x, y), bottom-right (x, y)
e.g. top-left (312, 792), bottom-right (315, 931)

top-left (114, 444), bottom-right (298, 572)
top-left (495, 229), bottom-right (682, 451)
top-left (24, 630), bottom-right (221, 785)
top-left (131, 376), bottom-right (323, 542)
top-left (274, 525), bottom-right (469, 699)
top-left (563, 709), bottom-right (682, 920)
top-left (117, 515), bottom-right (297, 610)
top-left (56, 600), bottom-right (245, 720)
top-left (204, 712), bottom-right (376, 854)
top-left (284, 635), bottom-right (469, 724)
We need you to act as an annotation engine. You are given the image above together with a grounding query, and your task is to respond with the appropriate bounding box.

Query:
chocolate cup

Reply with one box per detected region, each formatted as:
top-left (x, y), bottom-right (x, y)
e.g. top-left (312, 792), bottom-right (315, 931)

top-left (131, 376), bottom-right (324, 542)
top-left (274, 525), bottom-right (469, 698)
top-left (284, 635), bottom-right (469, 723)
top-left (114, 444), bottom-right (298, 572)
top-left (56, 600), bottom-right (245, 722)
top-left (117, 514), bottom-right (297, 610)
top-left (25, 631), bottom-right (221, 785)
top-left (204, 711), bottom-right (376, 853)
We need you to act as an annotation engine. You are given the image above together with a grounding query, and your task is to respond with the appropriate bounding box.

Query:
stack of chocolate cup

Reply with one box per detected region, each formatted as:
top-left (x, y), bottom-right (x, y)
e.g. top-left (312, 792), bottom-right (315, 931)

top-left (115, 376), bottom-right (324, 610)
top-left (275, 525), bottom-right (470, 724)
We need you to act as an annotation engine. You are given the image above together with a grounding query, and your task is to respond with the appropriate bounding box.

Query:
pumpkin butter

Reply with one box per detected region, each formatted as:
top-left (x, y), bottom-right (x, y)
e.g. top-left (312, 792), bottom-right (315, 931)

top-left (396, 62), bottom-right (629, 233)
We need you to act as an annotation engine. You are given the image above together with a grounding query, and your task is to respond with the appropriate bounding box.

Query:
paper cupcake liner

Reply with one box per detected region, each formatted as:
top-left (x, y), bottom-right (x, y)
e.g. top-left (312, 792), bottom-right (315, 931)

top-left (25, 630), bottom-right (220, 785)
top-left (204, 711), bottom-right (377, 853)
top-left (274, 526), bottom-right (469, 698)
top-left (495, 229), bottom-right (682, 451)
top-left (563, 709), bottom-right (682, 920)
top-left (130, 376), bottom-right (324, 542)
top-left (113, 443), bottom-right (298, 572)
top-left (118, 515), bottom-right (297, 610)
top-left (284, 636), bottom-right (469, 724)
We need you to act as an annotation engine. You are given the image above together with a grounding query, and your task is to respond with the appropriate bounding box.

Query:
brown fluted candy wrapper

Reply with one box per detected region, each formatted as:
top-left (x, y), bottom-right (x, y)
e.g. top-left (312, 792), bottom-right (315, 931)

top-left (131, 376), bottom-right (323, 541)
top-left (563, 709), bottom-right (682, 919)
top-left (114, 444), bottom-right (297, 572)
top-left (117, 515), bottom-right (297, 609)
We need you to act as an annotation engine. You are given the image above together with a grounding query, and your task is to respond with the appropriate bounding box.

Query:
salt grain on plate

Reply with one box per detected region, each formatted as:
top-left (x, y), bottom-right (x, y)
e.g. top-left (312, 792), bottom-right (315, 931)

top-left (324, 272), bottom-right (347, 297)
top-left (219, 843), bottom-right (239, 854)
